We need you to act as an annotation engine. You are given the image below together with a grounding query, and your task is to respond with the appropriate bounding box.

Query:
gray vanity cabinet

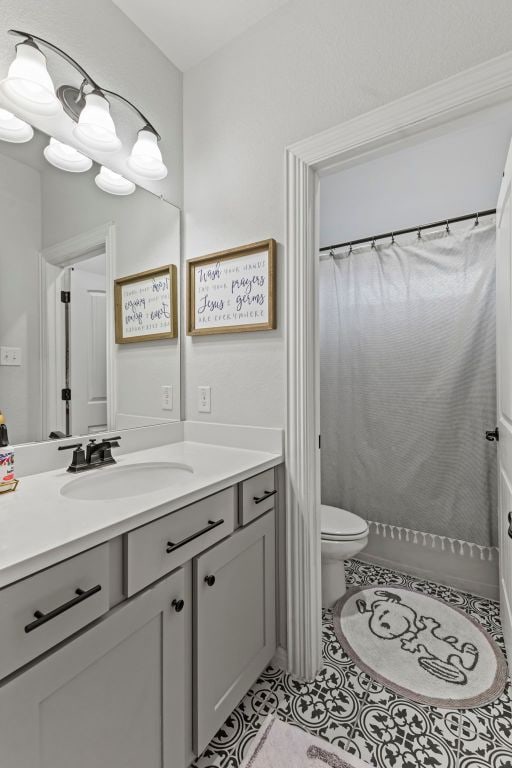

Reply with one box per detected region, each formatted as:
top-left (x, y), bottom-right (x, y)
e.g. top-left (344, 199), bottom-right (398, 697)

top-left (0, 567), bottom-right (188, 768)
top-left (194, 510), bottom-right (276, 753)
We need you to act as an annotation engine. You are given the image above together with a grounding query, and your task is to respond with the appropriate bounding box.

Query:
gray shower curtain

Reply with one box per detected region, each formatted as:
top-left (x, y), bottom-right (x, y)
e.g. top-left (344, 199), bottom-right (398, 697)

top-left (320, 221), bottom-right (497, 547)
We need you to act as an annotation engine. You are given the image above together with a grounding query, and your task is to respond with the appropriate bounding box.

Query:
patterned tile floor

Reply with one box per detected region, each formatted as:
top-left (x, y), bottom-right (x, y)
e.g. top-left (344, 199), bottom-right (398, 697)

top-left (192, 558), bottom-right (512, 768)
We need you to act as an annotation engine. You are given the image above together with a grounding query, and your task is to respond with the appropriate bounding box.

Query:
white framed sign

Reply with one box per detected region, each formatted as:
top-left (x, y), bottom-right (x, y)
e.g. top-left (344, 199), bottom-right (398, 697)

top-left (114, 264), bottom-right (178, 343)
top-left (187, 239), bottom-right (276, 335)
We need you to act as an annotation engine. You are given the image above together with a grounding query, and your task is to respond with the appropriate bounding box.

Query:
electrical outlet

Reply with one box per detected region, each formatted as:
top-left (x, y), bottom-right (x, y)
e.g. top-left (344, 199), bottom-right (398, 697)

top-left (0, 347), bottom-right (22, 366)
top-left (161, 385), bottom-right (173, 411)
top-left (198, 385), bottom-right (211, 413)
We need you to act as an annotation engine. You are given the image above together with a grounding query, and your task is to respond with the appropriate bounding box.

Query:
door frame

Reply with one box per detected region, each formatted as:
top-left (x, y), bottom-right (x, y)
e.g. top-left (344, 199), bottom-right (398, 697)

top-left (40, 223), bottom-right (116, 440)
top-left (285, 50), bottom-right (512, 679)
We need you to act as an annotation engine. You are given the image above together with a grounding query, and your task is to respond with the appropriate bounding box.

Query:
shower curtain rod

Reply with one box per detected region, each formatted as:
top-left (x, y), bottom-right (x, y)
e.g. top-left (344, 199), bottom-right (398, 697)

top-left (319, 208), bottom-right (496, 253)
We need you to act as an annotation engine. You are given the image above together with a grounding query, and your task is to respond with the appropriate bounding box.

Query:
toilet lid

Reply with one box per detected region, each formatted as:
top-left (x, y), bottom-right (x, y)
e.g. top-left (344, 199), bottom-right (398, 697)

top-left (321, 504), bottom-right (368, 540)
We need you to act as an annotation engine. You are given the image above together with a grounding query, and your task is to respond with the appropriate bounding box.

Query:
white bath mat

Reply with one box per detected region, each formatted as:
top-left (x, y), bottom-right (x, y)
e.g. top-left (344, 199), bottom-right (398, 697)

top-left (241, 714), bottom-right (374, 768)
top-left (333, 585), bottom-right (507, 708)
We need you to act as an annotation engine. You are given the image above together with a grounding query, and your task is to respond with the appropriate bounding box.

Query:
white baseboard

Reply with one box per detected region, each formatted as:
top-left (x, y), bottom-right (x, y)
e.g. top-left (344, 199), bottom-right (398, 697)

top-left (271, 645), bottom-right (288, 672)
top-left (361, 523), bottom-right (499, 600)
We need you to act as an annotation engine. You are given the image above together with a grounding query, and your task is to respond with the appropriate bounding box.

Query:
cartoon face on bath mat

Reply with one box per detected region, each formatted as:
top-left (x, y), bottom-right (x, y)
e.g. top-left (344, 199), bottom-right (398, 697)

top-left (356, 590), bottom-right (417, 639)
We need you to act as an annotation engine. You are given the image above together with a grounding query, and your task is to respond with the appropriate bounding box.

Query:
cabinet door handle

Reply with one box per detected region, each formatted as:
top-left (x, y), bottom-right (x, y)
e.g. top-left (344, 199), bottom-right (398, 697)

top-left (172, 599), bottom-right (185, 613)
top-left (24, 584), bottom-right (102, 634)
top-left (166, 519), bottom-right (224, 554)
top-left (204, 575), bottom-right (216, 587)
top-left (253, 489), bottom-right (277, 505)
top-left (508, 511), bottom-right (512, 539)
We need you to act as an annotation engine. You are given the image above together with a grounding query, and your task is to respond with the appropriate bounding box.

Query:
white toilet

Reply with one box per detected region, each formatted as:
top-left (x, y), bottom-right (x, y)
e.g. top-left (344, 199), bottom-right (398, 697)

top-left (321, 504), bottom-right (369, 608)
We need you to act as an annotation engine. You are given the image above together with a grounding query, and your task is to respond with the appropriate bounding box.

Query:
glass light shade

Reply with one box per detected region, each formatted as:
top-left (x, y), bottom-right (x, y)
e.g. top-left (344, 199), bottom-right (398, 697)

top-left (0, 108), bottom-right (33, 143)
top-left (44, 138), bottom-right (92, 173)
top-left (73, 91), bottom-right (121, 152)
top-left (0, 41), bottom-right (61, 116)
top-left (95, 166), bottom-right (135, 196)
top-left (127, 127), bottom-right (167, 180)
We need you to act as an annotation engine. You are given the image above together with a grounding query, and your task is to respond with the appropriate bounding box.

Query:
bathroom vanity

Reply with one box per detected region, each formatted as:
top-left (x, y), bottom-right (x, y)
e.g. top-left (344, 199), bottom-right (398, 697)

top-left (0, 36), bottom-right (285, 764)
top-left (0, 439), bottom-right (282, 768)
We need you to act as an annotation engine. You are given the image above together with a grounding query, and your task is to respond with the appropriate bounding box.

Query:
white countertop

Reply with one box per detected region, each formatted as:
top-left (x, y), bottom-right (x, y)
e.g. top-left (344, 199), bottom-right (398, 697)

top-left (0, 440), bottom-right (283, 588)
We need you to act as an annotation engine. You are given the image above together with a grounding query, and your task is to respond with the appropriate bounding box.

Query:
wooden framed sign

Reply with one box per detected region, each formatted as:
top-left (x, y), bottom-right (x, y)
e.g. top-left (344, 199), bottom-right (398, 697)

top-left (187, 239), bottom-right (276, 335)
top-left (115, 264), bottom-right (178, 343)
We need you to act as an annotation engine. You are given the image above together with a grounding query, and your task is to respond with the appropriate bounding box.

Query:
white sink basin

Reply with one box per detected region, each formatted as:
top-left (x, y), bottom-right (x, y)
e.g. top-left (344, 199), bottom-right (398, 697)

top-left (60, 462), bottom-right (194, 501)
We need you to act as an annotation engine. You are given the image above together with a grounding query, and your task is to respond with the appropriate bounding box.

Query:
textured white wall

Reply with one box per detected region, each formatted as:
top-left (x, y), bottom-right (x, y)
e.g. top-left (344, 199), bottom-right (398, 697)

top-left (320, 101), bottom-right (512, 248)
top-left (183, 0), bottom-right (512, 427)
top-left (0, 0), bottom-right (183, 206)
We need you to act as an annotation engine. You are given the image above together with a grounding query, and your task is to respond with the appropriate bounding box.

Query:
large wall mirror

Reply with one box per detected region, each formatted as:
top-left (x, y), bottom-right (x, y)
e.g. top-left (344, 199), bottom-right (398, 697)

top-left (0, 127), bottom-right (180, 446)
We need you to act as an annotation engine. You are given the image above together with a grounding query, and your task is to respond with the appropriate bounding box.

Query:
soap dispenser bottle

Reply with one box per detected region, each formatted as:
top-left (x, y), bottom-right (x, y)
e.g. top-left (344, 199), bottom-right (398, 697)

top-left (0, 411), bottom-right (16, 492)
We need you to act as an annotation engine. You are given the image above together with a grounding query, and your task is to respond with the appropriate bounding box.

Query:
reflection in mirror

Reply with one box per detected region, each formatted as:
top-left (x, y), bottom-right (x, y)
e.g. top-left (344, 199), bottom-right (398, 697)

top-left (0, 127), bottom-right (180, 446)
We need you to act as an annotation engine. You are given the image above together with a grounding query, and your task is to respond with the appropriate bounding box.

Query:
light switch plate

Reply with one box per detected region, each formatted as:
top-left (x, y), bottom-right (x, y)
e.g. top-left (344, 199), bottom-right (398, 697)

top-left (198, 386), bottom-right (211, 413)
top-left (0, 347), bottom-right (22, 366)
top-left (161, 385), bottom-right (173, 411)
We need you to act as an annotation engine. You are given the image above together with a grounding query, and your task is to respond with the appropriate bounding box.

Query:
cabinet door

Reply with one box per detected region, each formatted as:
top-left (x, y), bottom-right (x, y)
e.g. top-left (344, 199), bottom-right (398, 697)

top-left (195, 510), bottom-right (276, 753)
top-left (0, 568), bottom-right (188, 768)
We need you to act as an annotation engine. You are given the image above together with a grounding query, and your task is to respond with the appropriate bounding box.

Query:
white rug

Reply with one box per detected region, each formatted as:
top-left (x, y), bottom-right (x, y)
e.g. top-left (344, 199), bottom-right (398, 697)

top-left (241, 715), bottom-right (374, 768)
top-left (333, 585), bottom-right (507, 708)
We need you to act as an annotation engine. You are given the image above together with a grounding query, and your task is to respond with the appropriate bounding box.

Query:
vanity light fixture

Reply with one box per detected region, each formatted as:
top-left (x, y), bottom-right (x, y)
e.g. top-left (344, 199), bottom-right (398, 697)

top-left (127, 126), bottom-right (167, 180)
top-left (0, 107), bottom-right (33, 142)
top-left (95, 166), bottom-right (135, 196)
top-left (0, 39), bottom-right (61, 116)
top-left (73, 90), bottom-right (121, 153)
top-left (44, 138), bottom-right (92, 173)
top-left (0, 29), bottom-right (168, 188)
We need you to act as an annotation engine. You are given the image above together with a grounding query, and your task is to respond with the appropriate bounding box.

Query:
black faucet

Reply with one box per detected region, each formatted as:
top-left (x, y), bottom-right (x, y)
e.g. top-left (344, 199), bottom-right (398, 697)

top-left (85, 437), bottom-right (121, 467)
top-left (59, 436), bottom-right (121, 473)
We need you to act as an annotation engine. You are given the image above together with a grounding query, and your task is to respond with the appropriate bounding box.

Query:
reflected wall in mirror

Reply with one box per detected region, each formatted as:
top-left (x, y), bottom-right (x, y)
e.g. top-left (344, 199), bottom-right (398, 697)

top-left (0, 128), bottom-right (180, 445)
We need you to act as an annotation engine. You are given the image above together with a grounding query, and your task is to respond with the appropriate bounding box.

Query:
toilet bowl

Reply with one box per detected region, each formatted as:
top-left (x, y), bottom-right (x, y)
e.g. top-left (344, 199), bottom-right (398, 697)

top-left (321, 504), bottom-right (369, 608)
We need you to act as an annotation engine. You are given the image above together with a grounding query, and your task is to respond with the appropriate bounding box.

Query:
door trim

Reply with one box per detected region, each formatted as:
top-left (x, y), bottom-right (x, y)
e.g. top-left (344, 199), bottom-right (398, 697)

top-left (40, 223), bottom-right (116, 440)
top-left (285, 50), bottom-right (512, 679)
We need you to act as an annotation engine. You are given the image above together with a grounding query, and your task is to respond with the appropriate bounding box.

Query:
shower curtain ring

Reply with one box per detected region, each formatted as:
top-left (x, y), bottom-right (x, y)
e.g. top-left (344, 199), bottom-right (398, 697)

top-left (391, 232), bottom-right (395, 245)
top-left (371, 238), bottom-right (376, 249)
top-left (348, 243), bottom-right (353, 255)
top-left (417, 226), bottom-right (422, 239)
top-left (475, 212), bottom-right (480, 226)
top-left (445, 220), bottom-right (450, 233)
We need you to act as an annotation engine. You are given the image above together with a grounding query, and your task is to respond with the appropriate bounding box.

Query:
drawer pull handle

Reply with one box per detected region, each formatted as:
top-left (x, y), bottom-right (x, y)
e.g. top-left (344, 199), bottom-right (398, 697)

top-left (172, 599), bottom-right (185, 613)
top-left (253, 489), bottom-right (277, 505)
top-left (166, 518), bottom-right (224, 554)
top-left (204, 575), bottom-right (216, 587)
top-left (24, 584), bottom-right (102, 634)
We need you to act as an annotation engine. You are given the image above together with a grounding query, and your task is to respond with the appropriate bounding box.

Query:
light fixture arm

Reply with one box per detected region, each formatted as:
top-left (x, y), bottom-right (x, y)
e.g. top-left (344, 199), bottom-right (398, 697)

top-left (101, 89), bottom-right (161, 141)
top-left (8, 29), bottom-right (100, 89)
top-left (7, 29), bottom-right (161, 140)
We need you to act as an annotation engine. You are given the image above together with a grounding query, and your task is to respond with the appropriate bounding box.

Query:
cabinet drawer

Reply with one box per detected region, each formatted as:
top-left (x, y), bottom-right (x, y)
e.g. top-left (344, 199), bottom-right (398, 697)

top-left (239, 468), bottom-right (277, 525)
top-left (0, 544), bottom-right (109, 680)
top-left (126, 488), bottom-right (236, 596)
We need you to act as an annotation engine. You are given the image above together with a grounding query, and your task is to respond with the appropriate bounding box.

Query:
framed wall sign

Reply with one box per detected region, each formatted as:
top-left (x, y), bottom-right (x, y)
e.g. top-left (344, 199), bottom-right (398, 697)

top-left (114, 264), bottom-right (178, 343)
top-left (187, 239), bottom-right (276, 335)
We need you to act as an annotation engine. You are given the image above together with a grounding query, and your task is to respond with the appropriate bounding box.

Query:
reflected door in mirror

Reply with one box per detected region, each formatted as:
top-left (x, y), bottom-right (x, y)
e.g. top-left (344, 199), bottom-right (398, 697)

top-left (70, 261), bottom-right (107, 435)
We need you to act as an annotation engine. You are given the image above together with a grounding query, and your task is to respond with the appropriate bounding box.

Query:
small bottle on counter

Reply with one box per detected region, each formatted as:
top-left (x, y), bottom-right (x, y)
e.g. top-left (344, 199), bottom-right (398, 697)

top-left (0, 411), bottom-right (17, 494)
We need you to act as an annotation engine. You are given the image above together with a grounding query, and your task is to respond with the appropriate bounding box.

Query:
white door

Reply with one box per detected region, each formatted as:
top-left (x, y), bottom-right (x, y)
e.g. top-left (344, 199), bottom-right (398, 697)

top-left (70, 263), bottom-right (107, 435)
top-left (497, 143), bottom-right (512, 659)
